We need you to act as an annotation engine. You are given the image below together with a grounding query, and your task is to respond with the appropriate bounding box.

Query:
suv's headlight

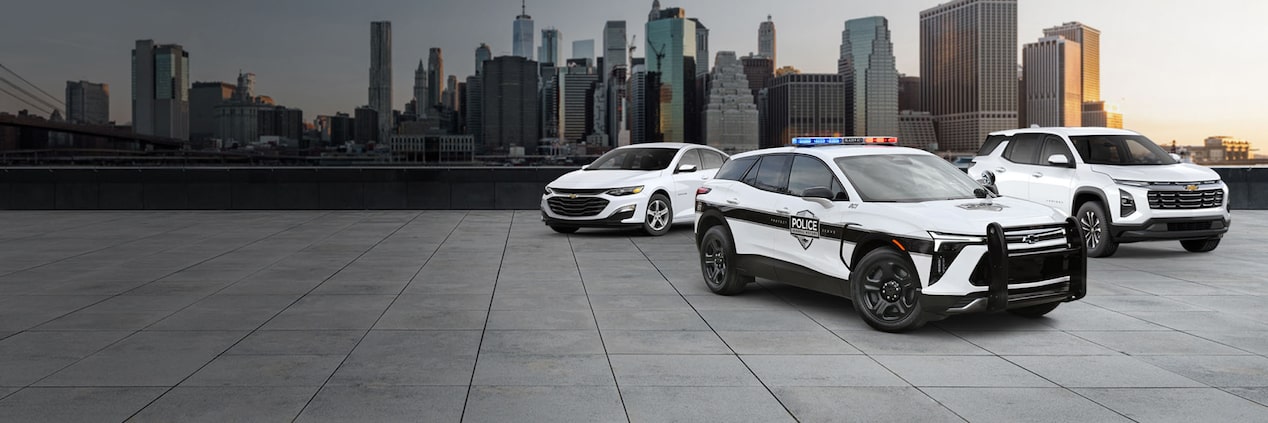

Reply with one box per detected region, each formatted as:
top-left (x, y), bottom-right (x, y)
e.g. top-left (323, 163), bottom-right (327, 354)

top-left (1119, 189), bottom-right (1137, 217)
top-left (543, 186), bottom-right (554, 195)
top-left (928, 232), bottom-right (986, 250)
top-left (605, 186), bottom-right (644, 196)
top-left (1114, 179), bottom-right (1151, 188)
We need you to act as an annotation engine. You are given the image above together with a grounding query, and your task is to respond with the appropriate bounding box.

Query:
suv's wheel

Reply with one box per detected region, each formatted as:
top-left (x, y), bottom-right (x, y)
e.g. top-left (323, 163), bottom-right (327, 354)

top-left (851, 248), bottom-right (925, 332)
top-left (550, 225), bottom-right (578, 234)
top-left (1008, 302), bottom-right (1060, 318)
top-left (1180, 238), bottom-right (1221, 253)
top-left (699, 226), bottom-right (746, 295)
top-left (1077, 202), bottom-right (1118, 258)
top-left (642, 193), bottom-right (672, 236)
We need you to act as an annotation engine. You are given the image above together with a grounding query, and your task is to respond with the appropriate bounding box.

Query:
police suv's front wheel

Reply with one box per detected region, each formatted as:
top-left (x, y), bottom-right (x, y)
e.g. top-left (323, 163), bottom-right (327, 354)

top-left (699, 226), bottom-right (747, 295)
top-left (851, 248), bottom-right (925, 332)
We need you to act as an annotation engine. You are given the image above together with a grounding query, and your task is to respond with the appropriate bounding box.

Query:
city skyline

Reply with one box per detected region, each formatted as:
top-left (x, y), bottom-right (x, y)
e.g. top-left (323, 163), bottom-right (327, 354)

top-left (1, 0), bottom-right (1265, 151)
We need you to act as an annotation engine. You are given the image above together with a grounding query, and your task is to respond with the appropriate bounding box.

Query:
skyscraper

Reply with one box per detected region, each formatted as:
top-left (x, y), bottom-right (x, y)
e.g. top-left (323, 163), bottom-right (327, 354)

top-left (559, 64), bottom-right (598, 142)
top-left (189, 81), bottom-right (233, 141)
top-left (539, 28), bottom-right (563, 66)
top-left (920, 0), bottom-right (1017, 152)
top-left (475, 43), bottom-right (492, 75)
top-left (602, 21), bottom-right (628, 80)
top-left (1043, 22), bottom-right (1100, 102)
top-left (839, 16), bottom-right (898, 137)
top-left (483, 56), bottom-right (541, 152)
top-left (428, 48), bottom-right (444, 109)
top-left (762, 73), bottom-right (848, 149)
top-left (369, 21), bottom-right (392, 143)
top-left (646, 5), bottom-right (699, 143)
top-left (572, 39), bottom-right (595, 61)
top-left (466, 74), bottom-right (483, 145)
top-left (65, 80), bottom-right (109, 125)
top-left (691, 19), bottom-right (709, 77)
top-left (898, 74), bottom-right (922, 112)
top-left (513, 0), bottom-right (534, 60)
top-left (131, 39), bottom-right (189, 139)
top-left (413, 60), bottom-right (427, 116)
top-left (629, 64), bottom-right (660, 144)
top-left (740, 54), bottom-right (774, 97)
top-left (1023, 35), bottom-right (1082, 127)
top-left (444, 75), bottom-right (460, 112)
top-left (704, 51), bottom-right (759, 153)
top-left (758, 15), bottom-right (776, 65)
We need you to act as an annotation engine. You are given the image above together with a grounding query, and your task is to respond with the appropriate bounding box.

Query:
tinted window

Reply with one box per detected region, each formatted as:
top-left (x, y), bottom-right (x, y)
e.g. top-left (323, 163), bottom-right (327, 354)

top-left (835, 154), bottom-right (983, 202)
top-left (1004, 134), bottom-right (1042, 164)
top-left (751, 155), bottom-right (792, 193)
top-left (677, 149), bottom-right (702, 170)
top-left (700, 150), bottom-right (726, 169)
top-left (1039, 136), bottom-right (1074, 166)
top-left (715, 156), bottom-right (757, 181)
top-left (788, 156), bottom-right (837, 197)
top-left (588, 148), bottom-right (677, 170)
top-left (1071, 135), bottom-right (1177, 165)
top-left (978, 135), bottom-right (1007, 156)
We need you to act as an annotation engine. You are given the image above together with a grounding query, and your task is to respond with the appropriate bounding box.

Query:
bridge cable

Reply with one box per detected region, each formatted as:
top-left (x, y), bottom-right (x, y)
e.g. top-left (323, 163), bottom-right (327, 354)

top-left (0, 75), bottom-right (61, 114)
top-left (0, 83), bottom-right (54, 115)
top-left (0, 63), bottom-right (66, 108)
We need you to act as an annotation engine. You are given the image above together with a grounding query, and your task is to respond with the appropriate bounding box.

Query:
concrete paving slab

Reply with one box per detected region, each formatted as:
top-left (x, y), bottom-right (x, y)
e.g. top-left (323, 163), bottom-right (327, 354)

top-left (486, 309), bottom-right (598, 330)
top-left (874, 355), bottom-right (1055, 387)
top-left (1139, 355), bottom-right (1268, 387)
top-left (744, 355), bottom-right (908, 387)
top-left (149, 294), bottom-right (300, 331)
top-left (1073, 330), bottom-right (1254, 355)
top-left (1225, 387), bottom-right (1268, 407)
top-left (922, 387), bottom-right (1132, 423)
top-left (772, 386), bottom-right (963, 423)
top-left (327, 330), bottom-right (480, 386)
top-left (478, 330), bottom-right (606, 355)
top-left (226, 330), bottom-right (364, 356)
top-left (0, 331), bottom-right (132, 386)
top-left (183, 354), bottom-right (345, 387)
top-left (0, 387), bottom-right (166, 422)
top-left (717, 330), bottom-right (862, 355)
top-left (1074, 388), bottom-right (1268, 423)
top-left (699, 310), bottom-right (826, 331)
top-left (296, 385), bottom-right (467, 423)
top-left (1006, 355), bottom-right (1205, 388)
top-left (464, 386), bottom-right (626, 423)
top-left (602, 330), bottom-right (729, 354)
top-left (471, 354), bottom-right (616, 386)
top-left (36, 331), bottom-right (246, 387)
top-left (956, 330), bottom-right (1121, 356)
top-left (621, 386), bottom-right (795, 423)
top-left (594, 309), bottom-right (710, 331)
top-left (128, 386), bottom-right (317, 423)
top-left (263, 294), bottom-right (396, 330)
top-left (610, 354), bottom-right (761, 387)
top-left (834, 328), bottom-right (991, 355)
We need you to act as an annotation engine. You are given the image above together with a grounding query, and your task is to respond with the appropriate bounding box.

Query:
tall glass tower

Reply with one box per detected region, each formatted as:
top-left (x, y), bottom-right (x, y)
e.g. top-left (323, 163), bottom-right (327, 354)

top-left (132, 40), bottom-right (189, 140)
top-left (513, 0), bottom-right (534, 60)
top-left (839, 16), bottom-right (898, 137)
top-left (645, 6), bottom-right (697, 143)
top-left (369, 21), bottom-right (392, 143)
top-left (920, 0), bottom-right (1017, 152)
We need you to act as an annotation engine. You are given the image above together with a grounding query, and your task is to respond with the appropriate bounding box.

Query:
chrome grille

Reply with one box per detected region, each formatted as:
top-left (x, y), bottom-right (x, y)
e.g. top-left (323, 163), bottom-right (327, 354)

top-left (1147, 189), bottom-right (1223, 209)
top-left (547, 196), bottom-right (609, 217)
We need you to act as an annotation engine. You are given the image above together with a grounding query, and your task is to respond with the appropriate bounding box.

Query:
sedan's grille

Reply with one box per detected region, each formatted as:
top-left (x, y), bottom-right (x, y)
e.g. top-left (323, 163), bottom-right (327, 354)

top-left (1148, 189), bottom-right (1223, 209)
top-left (547, 197), bottom-right (609, 217)
top-left (551, 187), bottom-right (609, 195)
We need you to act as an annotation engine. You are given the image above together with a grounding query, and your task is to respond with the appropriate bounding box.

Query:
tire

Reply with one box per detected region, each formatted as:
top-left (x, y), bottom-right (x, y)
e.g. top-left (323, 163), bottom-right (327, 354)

top-left (1180, 238), bottom-right (1220, 253)
top-left (1076, 202), bottom-right (1118, 258)
top-left (699, 226), bottom-right (746, 295)
top-left (550, 225), bottom-right (578, 234)
top-left (642, 193), bottom-right (672, 236)
top-left (1008, 302), bottom-right (1060, 318)
top-left (851, 248), bottom-right (925, 332)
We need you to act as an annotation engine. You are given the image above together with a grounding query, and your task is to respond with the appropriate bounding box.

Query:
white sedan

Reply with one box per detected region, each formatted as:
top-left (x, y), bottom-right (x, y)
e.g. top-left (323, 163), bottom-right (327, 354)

top-left (542, 143), bottom-right (728, 236)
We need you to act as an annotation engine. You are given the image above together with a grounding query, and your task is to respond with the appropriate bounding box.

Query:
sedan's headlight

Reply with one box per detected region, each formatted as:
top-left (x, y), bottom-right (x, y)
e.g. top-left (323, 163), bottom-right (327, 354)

top-left (605, 185), bottom-right (644, 196)
top-left (1114, 179), bottom-right (1151, 188)
top-left (543, 186), bottom-right (554, 195)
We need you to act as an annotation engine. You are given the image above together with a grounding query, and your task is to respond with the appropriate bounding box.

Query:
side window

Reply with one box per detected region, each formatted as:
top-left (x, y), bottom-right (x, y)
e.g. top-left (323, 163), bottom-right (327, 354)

top-left (677, 149), bottom-right (702, 170)
top-left (1004, 133), bottom-right (1042, 164)
top-left (751, 155), bottom-right (792, 193)
top-left (700, 150), bottom-right (726, 169)
top-left (978, 135), bottom-right (1007, 156)
top-left (788, 155), bottom-right (836, 197)
top-left (1039, 136), bottom-right (1074, 166)
top-left (715, 156), bottom-right (756, 181)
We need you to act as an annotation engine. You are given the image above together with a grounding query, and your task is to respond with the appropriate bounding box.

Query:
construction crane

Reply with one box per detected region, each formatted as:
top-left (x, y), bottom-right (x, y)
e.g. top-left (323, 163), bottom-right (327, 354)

top-left (628, 35), bottom-right (637, 61)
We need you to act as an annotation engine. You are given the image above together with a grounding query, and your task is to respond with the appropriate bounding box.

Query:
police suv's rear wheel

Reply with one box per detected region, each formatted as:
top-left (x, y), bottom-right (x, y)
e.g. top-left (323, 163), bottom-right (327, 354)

top-left (643, 193), bottom-right (672, 236)
top-left (550, 225), bottom-right (578, 234)
top-left (700, 226), bottom-right (746, 295)
top-left (1077, 202), bottom-right (1118, 258)
top-left (1180, 238), bottom-right (1221, 253)
top-left (1008, 302), bottom-right (1060, 318)
top-left (852, 248), bottom-right (925, 332)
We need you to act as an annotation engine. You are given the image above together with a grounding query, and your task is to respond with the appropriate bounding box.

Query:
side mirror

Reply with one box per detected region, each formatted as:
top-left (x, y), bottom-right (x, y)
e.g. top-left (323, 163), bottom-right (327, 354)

top-left (802, 187), bottom-right (834, 200)
top-left (677, 164), bottom-right (698, 173)
top-left (1169, 153), bottom-right (1182, 162)
top-left (581, 164), bottom-right (590, 170)
top-left (1047, 154), bottom-right (1073, 168)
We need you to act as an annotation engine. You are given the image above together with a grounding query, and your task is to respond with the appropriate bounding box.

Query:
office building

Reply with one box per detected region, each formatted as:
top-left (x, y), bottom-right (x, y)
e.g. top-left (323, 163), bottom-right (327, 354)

top-left (330, 112), bottom-right (354, 145)
top-left (1081, 101), bottom-right (1122, 128)
top-left (1043, 22), bottom-right (1100, 102)
top-left (369, 21), bottom-right (392, 143)
top-left (1023, 35), bottom-right (1082, 127)
top-left (475, 43), bottom-right (492, 75)
top-left (646, 5), bottom-right (699, 143)
top-left (840, 16), bottom-right (898, 137)
top-left (603, 21), bottom-right (628, 81)
top-left (740, 54), bottom-right (774, 97)
top-left (704, 51), bottom-right (759, 153)
top-left (572, 39), bottom-right (595, 61)
top-left (898, 74), bottom-right (922, 112)
top-left (466, 75), bottom-right (483, 145)
top-left (692, 18), bottom-right (709, 77)
top-left (920, 0), bottom-right (1018, 152)
top-left (258, 106), bottom-right (304, 143)
top-left (354, 106), bottom-right (379, 143)
top-left (213, 72), bottom-right (266, 145)
top-left (629, 64), bottom-right (660, 144)
top-left (131, 39), bottom-right (189, 139)
top-left (898, 111), bottom-right (938, 150)
top-left (189, 81), bottom-right (233, 141)
top-left (413, 60), bottom-right (427, 117)
top-left (759, 15), bottom-right (776, 65)
top-left (482, 56), bottom-right (541, 152)
top-left (65, 80), bottom-right (109, 125)
top-left (427, 48), bottom-right (444, 109)
top-left (761, 73), bottom-right (847, 149)
top-left (540, 28), bottom-right (563, 66)
top-left (513, 0), bottom-right (534, 60)
top-left (559, 65), bottom-right (598, 142)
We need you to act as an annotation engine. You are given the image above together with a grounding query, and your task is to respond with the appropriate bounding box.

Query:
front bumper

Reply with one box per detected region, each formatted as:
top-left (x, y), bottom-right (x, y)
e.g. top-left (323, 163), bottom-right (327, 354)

top-left (540, 191), bottom-right (646, 228)
top-left (542, 210), bottom-right (639, 228)
top-left (922, 218), bottom-right (1087, 317)
top-left (1111, 216), bottom-right (1230, 242)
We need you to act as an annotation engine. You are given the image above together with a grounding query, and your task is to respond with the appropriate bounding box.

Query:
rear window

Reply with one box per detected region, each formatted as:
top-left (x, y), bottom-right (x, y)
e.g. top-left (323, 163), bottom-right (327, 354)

top-left (714, 156), bottom-right (757, 181)
top-left (978, 135), bottom-right (1007, 156)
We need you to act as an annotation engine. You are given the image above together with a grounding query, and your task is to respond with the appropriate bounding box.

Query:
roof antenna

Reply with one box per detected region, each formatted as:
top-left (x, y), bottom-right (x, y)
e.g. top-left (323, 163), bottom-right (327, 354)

top-left (521, 0), bottom-right (526, 15)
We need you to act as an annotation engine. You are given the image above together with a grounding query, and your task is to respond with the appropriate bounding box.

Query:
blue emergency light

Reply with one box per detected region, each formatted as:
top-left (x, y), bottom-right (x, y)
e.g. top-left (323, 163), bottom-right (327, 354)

top-left (791, 137), bottom-right (898, 146)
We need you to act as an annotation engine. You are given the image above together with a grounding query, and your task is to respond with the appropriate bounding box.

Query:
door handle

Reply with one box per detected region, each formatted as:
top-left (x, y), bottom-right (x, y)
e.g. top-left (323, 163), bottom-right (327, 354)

top-left (777, 208), bottom-right (791, 215)
top-left (995, 167), bottom-right (1006, 173)
top-left (1032, 172), bottom-right (1043, 178)
top-left (726, 198), bottom-right (739, 205)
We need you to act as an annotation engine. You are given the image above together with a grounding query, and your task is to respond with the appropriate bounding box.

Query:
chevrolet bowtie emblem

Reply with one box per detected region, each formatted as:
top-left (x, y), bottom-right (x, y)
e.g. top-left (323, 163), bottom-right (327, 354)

top-left (569, 194), bottom-right (578, 199)
top-left (1185, 185), bottom-right (1198, 191)
top-left (1022, 234), bottom-right (1038, 244)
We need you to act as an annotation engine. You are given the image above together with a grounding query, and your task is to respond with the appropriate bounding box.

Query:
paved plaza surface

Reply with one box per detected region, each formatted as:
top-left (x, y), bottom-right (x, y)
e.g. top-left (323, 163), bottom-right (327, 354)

top-left (0, 210), bottom-right (1267, 422)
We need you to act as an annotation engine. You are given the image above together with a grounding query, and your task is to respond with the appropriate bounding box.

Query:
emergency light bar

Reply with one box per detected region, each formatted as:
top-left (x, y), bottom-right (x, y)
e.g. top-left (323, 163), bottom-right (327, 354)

top-left (791, 136), bottom-right (899, 146)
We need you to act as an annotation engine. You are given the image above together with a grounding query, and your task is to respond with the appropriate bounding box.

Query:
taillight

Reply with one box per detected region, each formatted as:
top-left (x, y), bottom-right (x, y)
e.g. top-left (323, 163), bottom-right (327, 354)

top-left (696, 187), bottom-right (712, 197)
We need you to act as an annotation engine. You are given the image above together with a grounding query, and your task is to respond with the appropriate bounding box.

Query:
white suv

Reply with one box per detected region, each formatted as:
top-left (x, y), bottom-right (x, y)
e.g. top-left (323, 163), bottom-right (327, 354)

top-left (542, 143), bottom-right (728, 236)
top-left (695, 137), bottom-right (1086, 332)
top-left (969, 128), bottom-right (1231, 257)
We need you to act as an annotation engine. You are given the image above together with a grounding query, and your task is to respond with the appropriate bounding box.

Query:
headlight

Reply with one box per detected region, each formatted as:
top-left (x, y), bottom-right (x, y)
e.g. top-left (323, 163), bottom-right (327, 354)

top-left (605, 185), bottom-right (644, 196)
top-left (927, 232), bottom-right (986, 286)
top-left (1114, 179), bottom-right (1151, 188)
top-left (1119, 189), bottom-right (1136, 217)
top-left (543, 186), bottom-right (554, 195)
top-left (928, 231), bottom-right (986, 251)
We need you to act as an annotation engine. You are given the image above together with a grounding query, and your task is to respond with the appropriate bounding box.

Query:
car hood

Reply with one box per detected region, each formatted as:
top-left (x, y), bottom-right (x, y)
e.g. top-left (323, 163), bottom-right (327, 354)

top-left (860, 197), bottom-right (1067, 237)
top-left (1089, 163), bottom-right (1220, 183)
top-left (549, 169), bottom-right (664, 189)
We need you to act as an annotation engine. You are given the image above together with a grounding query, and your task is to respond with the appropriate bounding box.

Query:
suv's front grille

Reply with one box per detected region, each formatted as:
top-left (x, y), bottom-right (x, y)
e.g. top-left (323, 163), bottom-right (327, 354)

top-left (547, 196), bottom-right (609, 217)
top-left (1147, 189), bottom-right (1223, 209)
top-left (970, 223), bottom-right (1074, 287)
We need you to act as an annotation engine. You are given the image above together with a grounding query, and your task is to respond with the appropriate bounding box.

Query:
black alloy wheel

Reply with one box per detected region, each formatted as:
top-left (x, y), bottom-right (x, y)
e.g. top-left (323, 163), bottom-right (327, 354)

top-left (700, 226), bottom-right (745, 295)
top-left (851, 248), bottom-right (925, 332)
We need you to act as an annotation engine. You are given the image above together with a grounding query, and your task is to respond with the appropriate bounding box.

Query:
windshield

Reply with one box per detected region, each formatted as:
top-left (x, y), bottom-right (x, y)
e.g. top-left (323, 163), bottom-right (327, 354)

top-left (1071, 135), bottom-right (1177, 165)
top-left (587, 148), bottom-right (678, 170)
top-left (834, 154), bottom-right (985, 202)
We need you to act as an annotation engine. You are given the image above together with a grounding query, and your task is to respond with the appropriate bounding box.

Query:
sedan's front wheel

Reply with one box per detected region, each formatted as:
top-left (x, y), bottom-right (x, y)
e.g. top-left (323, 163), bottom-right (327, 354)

top-left (642, 193), bottom-right (672, 236)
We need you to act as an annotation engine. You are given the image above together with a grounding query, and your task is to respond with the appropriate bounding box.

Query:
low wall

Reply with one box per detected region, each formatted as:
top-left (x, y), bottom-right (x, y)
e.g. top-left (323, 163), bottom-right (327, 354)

top-left (0, 166), bottom-right (1264, 210)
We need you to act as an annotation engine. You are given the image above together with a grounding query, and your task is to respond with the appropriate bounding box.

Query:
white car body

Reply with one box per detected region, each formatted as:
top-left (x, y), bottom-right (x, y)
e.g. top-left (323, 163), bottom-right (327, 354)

top-left (694, 139), bottom-right (1087, 331)
top-left (968, 127), bottom-right (1231, 256)
top-left (542, 143), bottom-right (728, 234)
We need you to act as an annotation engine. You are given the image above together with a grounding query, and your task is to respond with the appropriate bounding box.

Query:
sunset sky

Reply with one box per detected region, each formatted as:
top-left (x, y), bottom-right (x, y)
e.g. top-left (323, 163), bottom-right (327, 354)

top-left (1, 0), bottom-right (1264, 153)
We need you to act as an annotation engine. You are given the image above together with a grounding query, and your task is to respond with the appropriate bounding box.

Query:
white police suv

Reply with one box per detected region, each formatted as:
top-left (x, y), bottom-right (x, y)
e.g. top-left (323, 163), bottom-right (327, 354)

top-left (969, 127), bottom-right (1231, 257)
top-left (543, 143), bottom-right (728, 236)
top-left (694, 137), bottom-right (1087, 332)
